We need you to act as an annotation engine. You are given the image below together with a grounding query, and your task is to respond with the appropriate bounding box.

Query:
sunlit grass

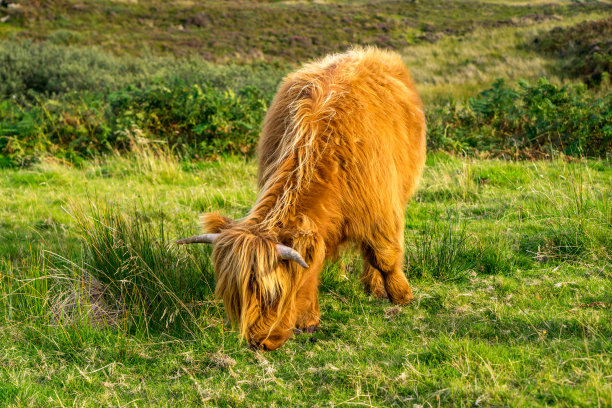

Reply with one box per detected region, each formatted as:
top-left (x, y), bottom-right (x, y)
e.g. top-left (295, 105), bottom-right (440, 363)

top-left (0, 151), bottom-right (610, 406)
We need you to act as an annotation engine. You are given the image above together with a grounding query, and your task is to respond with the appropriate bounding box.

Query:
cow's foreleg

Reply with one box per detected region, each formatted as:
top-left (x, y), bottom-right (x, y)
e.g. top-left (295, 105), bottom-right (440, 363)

top-left (294, 269), bottom-right (320, 332)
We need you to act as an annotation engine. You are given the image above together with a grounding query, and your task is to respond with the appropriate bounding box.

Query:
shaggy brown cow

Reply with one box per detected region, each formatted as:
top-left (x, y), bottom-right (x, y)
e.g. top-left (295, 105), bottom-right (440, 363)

top-left (177, 47), bottom-right (426, 350)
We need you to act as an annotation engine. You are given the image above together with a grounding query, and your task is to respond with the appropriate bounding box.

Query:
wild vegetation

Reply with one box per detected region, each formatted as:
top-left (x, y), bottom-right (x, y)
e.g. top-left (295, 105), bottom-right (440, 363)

top-left (0, 0), bottom-right (611, 406)
top-left (1, 2), bottom-right (611, 165)
top-left (2, 0), bottom-right (605, 61)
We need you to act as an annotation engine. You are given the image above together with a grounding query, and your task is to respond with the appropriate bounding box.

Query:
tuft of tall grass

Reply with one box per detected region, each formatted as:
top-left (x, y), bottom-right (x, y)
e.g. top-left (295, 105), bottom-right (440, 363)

top-left (0, 251), bottom-right (49, 322)
top-left (104, 139), bottom-right (185, 185)
top-left (405, 214), bottom-right (474, 281)
top-left (70, 204), bottom-right (216, 336)
top-left (518, 160), bottom-right (611, 265)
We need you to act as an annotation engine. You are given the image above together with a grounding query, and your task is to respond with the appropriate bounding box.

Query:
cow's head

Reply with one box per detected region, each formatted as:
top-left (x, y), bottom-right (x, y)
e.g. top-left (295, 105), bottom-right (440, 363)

top-left (176, 213), bottom-right (309, 350)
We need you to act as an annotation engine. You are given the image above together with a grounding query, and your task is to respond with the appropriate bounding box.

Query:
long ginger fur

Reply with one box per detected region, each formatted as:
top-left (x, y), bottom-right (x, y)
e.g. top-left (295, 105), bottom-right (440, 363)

top-left (202, 47), bottom-right (426, 350)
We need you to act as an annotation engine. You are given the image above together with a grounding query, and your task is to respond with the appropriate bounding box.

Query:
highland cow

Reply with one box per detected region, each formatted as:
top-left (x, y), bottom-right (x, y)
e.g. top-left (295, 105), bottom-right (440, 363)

top-left (177, 47), bottom-right (426, 350)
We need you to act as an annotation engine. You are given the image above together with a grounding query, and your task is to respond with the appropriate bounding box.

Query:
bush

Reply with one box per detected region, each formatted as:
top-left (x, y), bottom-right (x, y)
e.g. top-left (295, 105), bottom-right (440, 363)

top-left (0, 83), bottom-right (268, 165)
top-left (0, 40), bottom-right (130, 99)
top-left (0, 40), bottom-right (287, 165)
top-left (0, 94), bottom-right (111, 164)
top-left (1, 39), bottom-right (609, 164)
top-left (3, 77), bottom-right (609, 166)
top-left (427, 78), bottom-right (611, 159)
top-left (109, 83), bottom-right (267, 157)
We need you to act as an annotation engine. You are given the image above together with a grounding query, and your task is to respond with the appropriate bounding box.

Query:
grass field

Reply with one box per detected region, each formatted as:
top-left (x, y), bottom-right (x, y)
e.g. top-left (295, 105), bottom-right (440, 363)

top-left (1, 151), bottom-right (610, 407)
top-left (1, 0), bottom-right (611, 406)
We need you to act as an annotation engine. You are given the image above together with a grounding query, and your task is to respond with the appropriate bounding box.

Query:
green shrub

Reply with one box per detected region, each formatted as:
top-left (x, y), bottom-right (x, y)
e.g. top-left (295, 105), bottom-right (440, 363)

top-left (109, 83), bottom-right (267, 157)
top-left (0, 94), bottom-right (112, 165)
top-left (1, 39), bottom-right (609, 165)
top-left (0, 40), bottom-right (286, 165)
top-left (0, 40), bottom-right (140, 99)
top-left (406, 215), bottom-right (474, 281)
top-left (427, 78), bottom-right (611, 158)
top-left (0, 84), bottom-right (268, 165)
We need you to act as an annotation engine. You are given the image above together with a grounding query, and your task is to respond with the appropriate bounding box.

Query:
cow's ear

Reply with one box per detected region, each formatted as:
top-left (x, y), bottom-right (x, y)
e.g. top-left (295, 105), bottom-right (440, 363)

top-left (201, 213), bottom-right (234, 233)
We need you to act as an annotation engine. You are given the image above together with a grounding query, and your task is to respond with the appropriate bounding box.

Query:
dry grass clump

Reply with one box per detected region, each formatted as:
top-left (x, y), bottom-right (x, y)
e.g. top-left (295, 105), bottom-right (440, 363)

top-left (50, 273), bottom-right (122, 329)
top-left (208, 352), bottom-right (237, 370)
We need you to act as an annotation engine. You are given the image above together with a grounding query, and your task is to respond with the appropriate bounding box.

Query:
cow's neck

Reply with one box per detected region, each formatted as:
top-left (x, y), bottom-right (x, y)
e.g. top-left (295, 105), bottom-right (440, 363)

top-left (245, 173), bottom-right (338, 251)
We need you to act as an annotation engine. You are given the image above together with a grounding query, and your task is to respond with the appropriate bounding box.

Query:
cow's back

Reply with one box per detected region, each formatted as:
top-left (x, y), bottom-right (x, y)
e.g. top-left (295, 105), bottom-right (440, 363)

top-left (257, 48), bottom-right (426, 240)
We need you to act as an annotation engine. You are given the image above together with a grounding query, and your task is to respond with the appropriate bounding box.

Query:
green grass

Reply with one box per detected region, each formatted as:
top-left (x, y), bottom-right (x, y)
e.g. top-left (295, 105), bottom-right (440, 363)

top-left (1, 151), bottom-right (610, 407)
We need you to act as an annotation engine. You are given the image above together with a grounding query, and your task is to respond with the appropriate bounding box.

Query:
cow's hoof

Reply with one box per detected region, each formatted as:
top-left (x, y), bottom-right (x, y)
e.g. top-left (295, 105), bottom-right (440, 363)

top-left (371, 286), bottom-right (389, 299)
top-left (390, 292), bottom-right (414, 305)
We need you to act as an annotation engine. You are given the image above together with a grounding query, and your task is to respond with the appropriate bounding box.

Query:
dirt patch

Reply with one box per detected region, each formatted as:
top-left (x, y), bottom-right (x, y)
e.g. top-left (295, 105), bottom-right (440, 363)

top-left (384, 305), bottom-right (402, 320)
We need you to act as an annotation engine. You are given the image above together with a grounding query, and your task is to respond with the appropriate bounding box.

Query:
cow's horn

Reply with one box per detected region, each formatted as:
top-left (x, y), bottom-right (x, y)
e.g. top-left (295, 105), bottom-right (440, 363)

top-left (276, 244), bottom-right (309, 268)
top-left (175, 233), bottom-right (219, 245)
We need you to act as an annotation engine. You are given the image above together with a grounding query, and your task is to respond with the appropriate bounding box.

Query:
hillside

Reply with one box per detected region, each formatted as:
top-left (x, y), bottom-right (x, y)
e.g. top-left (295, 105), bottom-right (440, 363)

top-left (1, 0), bottom-right (610, 62)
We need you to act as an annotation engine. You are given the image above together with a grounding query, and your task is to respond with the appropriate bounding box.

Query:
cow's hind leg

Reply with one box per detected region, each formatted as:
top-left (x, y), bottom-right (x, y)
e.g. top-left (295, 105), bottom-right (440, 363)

top-left (361, 261), bottom-right (388, 299)
top-left (360, 239), bottom-right (414, 305)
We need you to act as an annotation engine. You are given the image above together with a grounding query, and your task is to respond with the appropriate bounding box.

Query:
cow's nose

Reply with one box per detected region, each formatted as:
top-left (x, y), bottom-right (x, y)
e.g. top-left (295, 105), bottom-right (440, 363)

top-left (250, 332), bottom-right (289, 351)
top-left (260, 338), bottom-right (283, 351)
